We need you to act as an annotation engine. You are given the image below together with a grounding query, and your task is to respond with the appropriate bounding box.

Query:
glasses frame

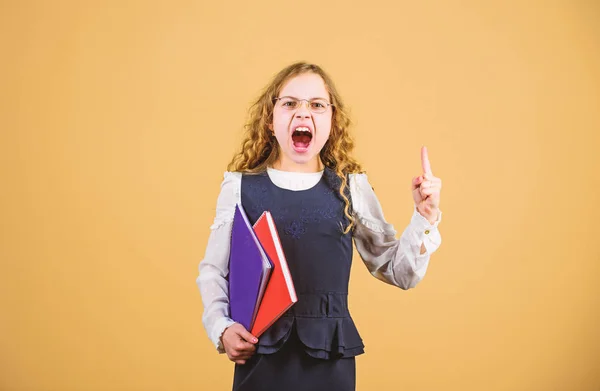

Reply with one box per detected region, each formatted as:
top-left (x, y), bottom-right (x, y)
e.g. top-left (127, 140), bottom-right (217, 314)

top-left (272, 96), bottom-right (335, 114)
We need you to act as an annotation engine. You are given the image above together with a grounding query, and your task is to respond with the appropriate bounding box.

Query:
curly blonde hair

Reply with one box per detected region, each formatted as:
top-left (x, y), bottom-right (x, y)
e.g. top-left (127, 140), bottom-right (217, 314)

top-left (227, 62), bottom-right (363, 233)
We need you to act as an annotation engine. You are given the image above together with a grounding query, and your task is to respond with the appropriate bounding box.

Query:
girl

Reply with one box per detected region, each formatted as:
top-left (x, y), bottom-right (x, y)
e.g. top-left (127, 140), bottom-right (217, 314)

top-left (196, 62), bottom-right (443, 391)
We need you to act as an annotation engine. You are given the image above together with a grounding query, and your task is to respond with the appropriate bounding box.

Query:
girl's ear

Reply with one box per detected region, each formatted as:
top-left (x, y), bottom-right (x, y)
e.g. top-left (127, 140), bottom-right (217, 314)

top-left (268, 123), bottom-right (273, 132)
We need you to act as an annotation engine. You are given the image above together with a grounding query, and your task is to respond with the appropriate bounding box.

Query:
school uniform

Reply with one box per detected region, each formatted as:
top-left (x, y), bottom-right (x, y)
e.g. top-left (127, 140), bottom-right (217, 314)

top-left (232, 167), bottom-right (362, 390)
top-left (196, 167), bottom-right (443, 391)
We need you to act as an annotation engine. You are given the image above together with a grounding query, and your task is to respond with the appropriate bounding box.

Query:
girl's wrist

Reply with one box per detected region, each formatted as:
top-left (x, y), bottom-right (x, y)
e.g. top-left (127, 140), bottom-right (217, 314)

top-left (416, 205), bottom-right (439, 225)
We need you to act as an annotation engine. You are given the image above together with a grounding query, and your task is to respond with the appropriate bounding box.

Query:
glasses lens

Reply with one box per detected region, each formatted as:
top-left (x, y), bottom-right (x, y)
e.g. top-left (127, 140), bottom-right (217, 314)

top-left (278, 97), bottom-right (299, 109)
top-left (310, 99), bottom-right (329, 113)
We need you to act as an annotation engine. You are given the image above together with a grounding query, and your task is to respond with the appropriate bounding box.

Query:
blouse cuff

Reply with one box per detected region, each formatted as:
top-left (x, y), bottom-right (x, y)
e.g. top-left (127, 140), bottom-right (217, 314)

top-left (212, 317), bottom-right (236, 354)
top-left (411, 206), bottom-right (442, 254)
top-left (411, 205), bottom-right (442, 232)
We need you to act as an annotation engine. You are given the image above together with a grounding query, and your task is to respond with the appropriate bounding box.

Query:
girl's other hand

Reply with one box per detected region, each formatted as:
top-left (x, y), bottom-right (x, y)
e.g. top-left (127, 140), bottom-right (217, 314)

top-left (412, 146), bottom-right (442, 224)
top-left (221, 323), bottom-right (258, 365)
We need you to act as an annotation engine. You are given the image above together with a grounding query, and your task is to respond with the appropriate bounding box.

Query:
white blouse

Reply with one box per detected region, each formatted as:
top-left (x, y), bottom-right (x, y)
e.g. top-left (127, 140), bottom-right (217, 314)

top-left (196, 168), bottom-right (443, 353)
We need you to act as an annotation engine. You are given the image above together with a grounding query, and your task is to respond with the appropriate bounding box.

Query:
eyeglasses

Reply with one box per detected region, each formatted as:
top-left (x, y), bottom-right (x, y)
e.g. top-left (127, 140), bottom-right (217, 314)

top-left (272, 96), bottom-right (334, 114)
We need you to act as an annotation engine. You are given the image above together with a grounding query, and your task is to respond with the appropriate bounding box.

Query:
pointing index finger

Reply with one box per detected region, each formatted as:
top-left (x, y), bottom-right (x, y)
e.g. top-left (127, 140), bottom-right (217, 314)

top-left (421, 146), bottom-right (433, 175)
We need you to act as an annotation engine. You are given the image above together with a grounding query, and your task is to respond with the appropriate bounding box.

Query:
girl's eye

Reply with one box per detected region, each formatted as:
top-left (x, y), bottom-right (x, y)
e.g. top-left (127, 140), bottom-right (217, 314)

top-left (283, 101), bottom-right (297, 108)
top-left (311, 102), bottom-right (325, 108)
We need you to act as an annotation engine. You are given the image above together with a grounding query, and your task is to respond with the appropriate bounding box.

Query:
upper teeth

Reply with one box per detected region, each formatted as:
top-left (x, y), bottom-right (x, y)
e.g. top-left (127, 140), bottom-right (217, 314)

top-left (295, 127), bottom-right (310, 133)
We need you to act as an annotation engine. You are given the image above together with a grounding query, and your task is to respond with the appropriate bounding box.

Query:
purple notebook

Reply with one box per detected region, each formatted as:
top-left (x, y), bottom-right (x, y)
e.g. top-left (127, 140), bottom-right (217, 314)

top-left (229, 203), bottom-right (273, 332)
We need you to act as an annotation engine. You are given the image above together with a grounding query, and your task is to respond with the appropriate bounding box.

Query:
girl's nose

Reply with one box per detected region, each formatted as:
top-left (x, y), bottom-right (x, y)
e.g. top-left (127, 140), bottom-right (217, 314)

top-left (295, 105), bottom-right (312, 119)
top-left (295, 112), bottom-right (311, 119)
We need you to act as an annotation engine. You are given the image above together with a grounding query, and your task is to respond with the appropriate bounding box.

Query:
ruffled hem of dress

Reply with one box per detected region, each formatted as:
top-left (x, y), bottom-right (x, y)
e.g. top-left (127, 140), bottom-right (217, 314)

top-left (255, 316), bottom-right (365, 359)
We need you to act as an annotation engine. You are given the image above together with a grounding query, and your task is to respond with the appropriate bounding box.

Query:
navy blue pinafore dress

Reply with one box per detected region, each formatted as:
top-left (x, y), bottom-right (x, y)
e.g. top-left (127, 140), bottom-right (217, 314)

top-left (232, 167), bottom-right (365, 391)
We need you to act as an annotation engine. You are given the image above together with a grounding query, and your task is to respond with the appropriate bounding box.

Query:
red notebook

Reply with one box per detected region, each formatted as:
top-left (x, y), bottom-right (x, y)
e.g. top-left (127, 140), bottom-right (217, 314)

top-left (251, 211), bottom-right (297, 337)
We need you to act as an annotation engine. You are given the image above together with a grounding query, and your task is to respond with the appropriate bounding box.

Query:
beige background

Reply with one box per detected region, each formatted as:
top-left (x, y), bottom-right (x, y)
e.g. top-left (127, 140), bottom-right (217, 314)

top-left (1, 1), bottom-right (599, 390)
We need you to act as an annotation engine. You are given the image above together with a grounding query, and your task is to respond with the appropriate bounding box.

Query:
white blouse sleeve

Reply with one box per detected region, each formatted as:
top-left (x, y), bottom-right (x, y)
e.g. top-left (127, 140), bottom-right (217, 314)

top-left (195, 171), bottom-right (241, 353)
top-left (350, 173), bottom-right (442, 290)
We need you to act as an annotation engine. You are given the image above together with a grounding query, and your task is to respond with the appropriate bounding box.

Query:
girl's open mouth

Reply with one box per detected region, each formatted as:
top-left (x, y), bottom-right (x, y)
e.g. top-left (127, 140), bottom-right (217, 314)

top-left (292, 126), bottom-right (312, 153)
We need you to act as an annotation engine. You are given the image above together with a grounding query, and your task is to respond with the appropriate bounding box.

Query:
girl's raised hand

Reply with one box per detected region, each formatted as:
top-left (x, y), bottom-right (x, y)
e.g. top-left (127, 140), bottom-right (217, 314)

top-left (221, 323), bottom-right (258, 365)
top-left (412, 146), bottom-right (442, 224)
